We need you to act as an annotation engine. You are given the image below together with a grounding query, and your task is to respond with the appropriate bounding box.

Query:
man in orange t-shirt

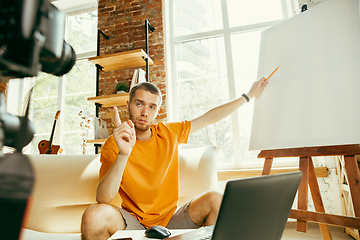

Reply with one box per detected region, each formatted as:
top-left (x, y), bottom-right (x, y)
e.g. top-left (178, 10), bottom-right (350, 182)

top-left (81, 79), bottom-right (268, 240)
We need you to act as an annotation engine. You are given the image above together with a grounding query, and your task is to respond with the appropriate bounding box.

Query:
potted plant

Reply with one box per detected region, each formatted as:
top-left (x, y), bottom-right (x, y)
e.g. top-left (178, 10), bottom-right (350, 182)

top-left (116, 82), bottom-right (129, 94)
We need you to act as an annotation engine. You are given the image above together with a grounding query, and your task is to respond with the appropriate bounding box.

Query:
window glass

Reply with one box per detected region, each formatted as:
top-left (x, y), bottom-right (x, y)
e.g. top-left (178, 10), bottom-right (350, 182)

top-left (178, 76), bottom-right (233, 165)
top-left (67, 10), bottom-right (97, 55)
top-left (28, 72), bottom-right (58, 154)
top-left (231, 31), bottom-right (262, 76)
top-left (175, 36), bottom-right (233, 165)
top-left (231, 31), bottom-right (262, 162)
top-left (63, 90), bottom-right (95, 133)
top-left (173, 0), bottom-right (223, 36)
top-left (61, 10), bottom-right (97, 154)
top-left (26, 9), bottom-right (97, 155)
top-left (167, 0), bottom-right (289, 167)
top-left (31, 72), bottom-right (58, 100)
top-left (65, 59), bottom-right (96, 95)
top-left (172, 4), bottom-right (277, 167)
top-left (175, 37), bottom-right (227, 80)
top-left (227, 0), bottom-right (283, 28)
top-left (26, 72), bottom-right (58, 154)
top-left (63, 59), bottom-right (96, 142)
top-left (31, 72), bottom-right (59, 135)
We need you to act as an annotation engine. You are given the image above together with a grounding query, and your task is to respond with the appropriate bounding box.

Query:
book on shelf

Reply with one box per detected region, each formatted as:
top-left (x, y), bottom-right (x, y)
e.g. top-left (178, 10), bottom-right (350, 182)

top-left (138, 68), bottom-right (146, 83)
top-left (94, 117), bottom-right (109, 139)
top-left (130, 68), bottom-right (147, 90)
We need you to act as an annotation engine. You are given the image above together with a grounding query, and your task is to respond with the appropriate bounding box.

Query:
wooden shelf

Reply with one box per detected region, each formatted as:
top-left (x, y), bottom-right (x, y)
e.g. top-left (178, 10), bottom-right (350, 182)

top-left (89, 49), bottom-right (154, 72)
top-left (87, 139), bottom-right (107, 144)
top-left (87, 92), bottom-right (129, 108)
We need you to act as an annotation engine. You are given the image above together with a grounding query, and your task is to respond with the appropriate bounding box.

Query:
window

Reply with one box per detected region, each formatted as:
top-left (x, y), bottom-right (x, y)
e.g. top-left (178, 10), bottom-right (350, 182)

top-left (7, 6), bottom-right (98, 155)
top-left (166, 0), bottom-right (294, 168)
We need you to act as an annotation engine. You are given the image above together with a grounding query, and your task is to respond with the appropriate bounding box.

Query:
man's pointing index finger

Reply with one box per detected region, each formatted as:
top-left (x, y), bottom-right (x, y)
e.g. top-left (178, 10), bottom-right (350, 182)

top-left (113, 106), bottom-right (121, 127)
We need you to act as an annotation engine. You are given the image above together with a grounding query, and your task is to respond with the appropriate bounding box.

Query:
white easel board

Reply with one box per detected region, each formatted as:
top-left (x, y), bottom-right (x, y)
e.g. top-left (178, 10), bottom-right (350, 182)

top-left (250, 0), bottom-right (360, 150)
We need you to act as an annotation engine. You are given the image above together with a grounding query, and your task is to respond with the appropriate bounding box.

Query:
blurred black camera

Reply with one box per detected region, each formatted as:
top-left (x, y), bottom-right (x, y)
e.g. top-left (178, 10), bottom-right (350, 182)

top-left (0, 0), bottom-right (76, 82)
top-left (0, 0), bottom-right (76, 239)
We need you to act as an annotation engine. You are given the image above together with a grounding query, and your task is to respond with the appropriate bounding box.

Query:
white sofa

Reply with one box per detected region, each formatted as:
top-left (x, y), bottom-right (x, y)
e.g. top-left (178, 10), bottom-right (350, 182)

top-left (21, 145), bottom-right (219, 240)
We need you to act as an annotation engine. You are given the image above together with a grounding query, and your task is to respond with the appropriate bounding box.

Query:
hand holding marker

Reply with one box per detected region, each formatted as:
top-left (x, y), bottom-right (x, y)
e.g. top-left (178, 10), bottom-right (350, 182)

top-left (266, 66), bottom-right (279, 81)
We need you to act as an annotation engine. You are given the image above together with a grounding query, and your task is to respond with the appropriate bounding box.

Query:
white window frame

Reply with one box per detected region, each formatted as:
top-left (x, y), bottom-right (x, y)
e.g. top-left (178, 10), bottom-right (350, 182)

top-left (57, 7), bottom-right (97, 148)
top-left (164, 0), bottom-right (300, 169)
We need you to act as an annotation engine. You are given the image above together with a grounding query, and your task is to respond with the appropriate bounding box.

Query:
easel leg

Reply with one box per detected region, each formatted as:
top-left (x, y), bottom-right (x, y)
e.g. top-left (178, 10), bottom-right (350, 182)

top-left (344, 155), bottom-right (360, 238)
top-left (308, 157), bottom-right (332, 240)
top-left (298, 157), bottom-right (309, 233)
top-left (262, 158), bottom-right (273, 175)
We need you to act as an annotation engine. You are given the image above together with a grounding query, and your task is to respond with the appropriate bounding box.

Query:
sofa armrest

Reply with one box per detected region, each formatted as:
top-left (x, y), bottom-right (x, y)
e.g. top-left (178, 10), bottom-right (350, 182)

top-left (26, 154), bottom-right (102, 233)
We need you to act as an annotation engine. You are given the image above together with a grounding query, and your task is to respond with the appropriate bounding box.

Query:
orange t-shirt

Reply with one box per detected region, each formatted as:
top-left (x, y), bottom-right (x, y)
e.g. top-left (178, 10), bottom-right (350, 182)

top-left (99, 121), bottom-right (191, 228)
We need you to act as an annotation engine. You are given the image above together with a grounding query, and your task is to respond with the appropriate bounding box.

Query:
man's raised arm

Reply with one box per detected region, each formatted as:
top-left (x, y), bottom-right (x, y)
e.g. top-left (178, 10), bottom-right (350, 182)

top-left (190, 77), bottom-right (268, 134)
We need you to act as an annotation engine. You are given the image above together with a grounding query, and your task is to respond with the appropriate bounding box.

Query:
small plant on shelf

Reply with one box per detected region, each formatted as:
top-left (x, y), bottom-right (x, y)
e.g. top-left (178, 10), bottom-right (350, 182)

top-left (116, 82), bottom-right (129, 94)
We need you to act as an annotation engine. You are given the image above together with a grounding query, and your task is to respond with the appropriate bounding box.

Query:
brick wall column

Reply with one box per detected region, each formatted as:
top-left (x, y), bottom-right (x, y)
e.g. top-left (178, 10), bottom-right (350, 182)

top-left (97, 0), bottom-right (166, 133)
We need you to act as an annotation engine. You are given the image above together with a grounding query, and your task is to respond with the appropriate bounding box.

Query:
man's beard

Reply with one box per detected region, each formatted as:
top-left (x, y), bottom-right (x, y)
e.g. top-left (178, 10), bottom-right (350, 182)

top-left (129, 111), bottom-right (153, 132)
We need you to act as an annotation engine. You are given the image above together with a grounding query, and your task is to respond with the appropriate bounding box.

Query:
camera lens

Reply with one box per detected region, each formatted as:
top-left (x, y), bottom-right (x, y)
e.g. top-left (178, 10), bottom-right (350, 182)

top-left (40, 40), bottom-right (76, 76)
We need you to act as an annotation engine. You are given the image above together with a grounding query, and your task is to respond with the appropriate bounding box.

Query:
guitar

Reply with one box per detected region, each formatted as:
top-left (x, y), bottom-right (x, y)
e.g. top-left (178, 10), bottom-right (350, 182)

top-left (38, 111), bottom-right (63, 154)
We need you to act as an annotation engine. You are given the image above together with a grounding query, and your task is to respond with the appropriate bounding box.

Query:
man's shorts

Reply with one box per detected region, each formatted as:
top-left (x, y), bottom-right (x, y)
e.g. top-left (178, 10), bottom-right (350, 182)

top-left (117, 201), bottom-right (202, 230)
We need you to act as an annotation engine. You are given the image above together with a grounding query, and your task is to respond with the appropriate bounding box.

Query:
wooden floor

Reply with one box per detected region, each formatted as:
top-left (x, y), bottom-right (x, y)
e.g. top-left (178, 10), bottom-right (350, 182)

top-left (282, 222), bottom-right (355, 240)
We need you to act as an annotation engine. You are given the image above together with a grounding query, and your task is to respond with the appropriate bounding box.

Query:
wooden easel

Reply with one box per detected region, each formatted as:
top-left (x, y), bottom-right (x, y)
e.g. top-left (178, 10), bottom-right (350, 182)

top-left (259, 144), bottom-right (360, 240)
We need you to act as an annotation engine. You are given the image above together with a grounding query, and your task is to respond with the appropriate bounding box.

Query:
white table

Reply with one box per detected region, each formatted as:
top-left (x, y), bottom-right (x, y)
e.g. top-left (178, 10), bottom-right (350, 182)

top-left (108, 229), bottom-right (192, 240)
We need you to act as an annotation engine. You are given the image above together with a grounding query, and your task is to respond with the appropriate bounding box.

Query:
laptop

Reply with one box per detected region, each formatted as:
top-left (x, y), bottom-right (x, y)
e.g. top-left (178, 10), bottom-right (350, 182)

top-left (168, 171), bottom-right (302, 240)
